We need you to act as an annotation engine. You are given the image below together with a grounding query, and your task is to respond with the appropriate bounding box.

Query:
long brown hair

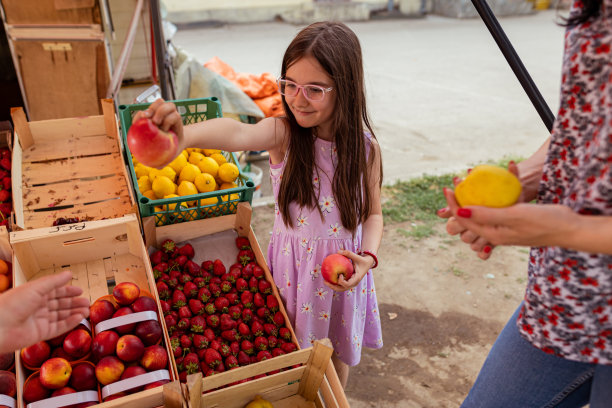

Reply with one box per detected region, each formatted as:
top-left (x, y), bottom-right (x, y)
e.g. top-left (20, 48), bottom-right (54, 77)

top-left (559, 0), bottom-right (602, 26)
top-left (277, 21), bottom-right (381, 234)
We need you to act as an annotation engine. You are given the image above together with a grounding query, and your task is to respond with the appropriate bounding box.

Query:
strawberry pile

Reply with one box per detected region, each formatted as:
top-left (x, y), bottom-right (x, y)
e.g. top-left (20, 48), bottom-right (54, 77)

top-left (0, 147), bottom-right (11, 228)
top-left (150, 237), bottom-right (297, 382)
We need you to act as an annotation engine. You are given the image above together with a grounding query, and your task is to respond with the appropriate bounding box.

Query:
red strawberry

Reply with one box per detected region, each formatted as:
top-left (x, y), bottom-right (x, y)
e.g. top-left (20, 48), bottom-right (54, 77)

top-left (263, 323), bottom-right (278, 337)
top-left (171, 255), bottom-right (188, 270)
top-left (178, 243), bottom-right (195, 259)
top-left (268, 335), bottom-right (278, 349)
top-left (209, 282), bottom-right (221, 298)
top-left (272, 348), bottom-right (285, 357)
top-left (169, 269), bottom-right (182, 281)
top-left (219, 343), bottom-right (232, 358)
top-left (178, 306), bottom-right (192, 320)
top-left (279, 327), bottom-right (292, 341)
top-left (221, 329), bottom-right (239, 342)
top-left (258, 280), bottom-right (272, 295)
top-left (0, 202), bottom-right (11, 216)
top-left (249, 277), bottom-right (259, 293)
top-left (281, 342), bottom-right (297, 353)
top-left (254, 336), bottom-right (268, 351)
top-left (153, 262), bottom-right (168, 280)
top-left (240, 291), bottom-right (254, 309)
top-left (183, 352), bottom-right (200, 374)
top-left (241, 308), bottom-right (253, 323)
top-left (272, 311), bottom-right (285, 327)
top-left (226, 292), bottom-right (239, 306)
top-left (235, 278), bottom-right (248, 293)
top-left (225, 355), bottom-right (238, 369)
top-left (209, 339), bottom-right (222, 352)
top-left (188, 299), bottom-right (204, 315)
top-left (170, 337), bottom-right (182, 358)
top-left (150, 250), bottom-right (166, 265)
top-left (190, 316), bottom-right (206, 333)
top-left (254, 293), bottom-right (265, 308)
top-left (210, 276), bottom-right (222, 285)
top-left (221, 280), bottom-right (232, 293)
top-left (1, 177), bottom-right (10, 191)
top-left (0, 157), bottom-right (10, 171)
top-left (266, 295), bottom-right (279, 313)
top-left (156, 281), bottom-right (170, 300)
top-left (241, 340), bottom-right (254, 355)
top-left (228, 269), bottom-right (241, 284)
top-left (214, 297), bottom-right (230, 313)
top-left (238, 322), bottom-right (251, 339)
top-left (192, 334), bottom-right (208, 349)
top-left (217, 362), bottom-right (226, 373)
top-left (161, 239), bottom-right (176, 255)
top-left (167, 277), bottom-right (178, 289)
top-left (177, 317), bottom-right (190, 330)
top-left (230, 341), bottom-right (240, 356)
top-left (198, 287), bottom-right (212, 303)
top-left (212, 259), bottom-right (226, 276)
top-left (204, 303), bottom-right (216, 315)
top-left (201, 270), bottom-right (212, 284)
top-left (201, 364), bottom-right (214, 376)
top-left (203, 328), bottom-right (216, 342)
top-left (237, 350), bottom-right (250, 366)
top-left (251, 320), bottom-right (264, 337)
top-left (252, 265), bottom-right (265, 279)
top-left (185, 260), bottom-right (200, 276)
top-left (180, 334), bottom-right (192, 349)
top-left (206, 314), bottom-right (219, 328)
top-left (165, 314), bottom-right (177, 333)
top-left (228, 305), bottom-right (242, 320)
top-left (256, 307), bottom-right (270, 320)
top-left (257, 350), bottom-right (272, 362)
top-left (172, 290), bottom-right (187, 308)
top-left (237, 249), bottom-right (255, 266)
top-left (183, 281), bottom-right (198, 298)
top-left (236, 237), bottom-right (251, 250)
top-left (193, 277), bottom-right (206, 288)
top-left (242, 263), bottom-right (255, 280)
top-left (204, 349), bottom-right (222, 369)
top-left (220, 314), bottom-right (237, 331)
top-left (160, 300), bottom-right (171, 315)
top-left (201, 260), bottom-right (213, 272)
top-left (179, 273), bottom-right (192, 284)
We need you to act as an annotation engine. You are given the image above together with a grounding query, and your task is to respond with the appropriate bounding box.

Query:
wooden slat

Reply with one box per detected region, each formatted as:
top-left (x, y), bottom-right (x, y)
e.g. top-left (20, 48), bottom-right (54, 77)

top-left (274, 395), bottom-right (316, 408)
top-left (23, 197), bottom-right (133, 228)
top-left (324, 361), bottom-right (350, 408)
top-left (28, 115), bottom-right (106, 140)
top-left (2, 0), bottom-right (99, 25)
top-left (7, 25), bottom-right (104, 41)
top-left (23, 135), bottom-right (118, 162)
top-left (10, 107), bottom-right (33, 150)
top-left (86, 258), bottom-right (111, 302)
top-left (298, 341), bottom-right (334, 401)
top-left (22, 175), bottom-right (129, 210)
top-left (22, 153), bottom-right (124, 185)
top-left (113, 252), bottom-right (150, 293)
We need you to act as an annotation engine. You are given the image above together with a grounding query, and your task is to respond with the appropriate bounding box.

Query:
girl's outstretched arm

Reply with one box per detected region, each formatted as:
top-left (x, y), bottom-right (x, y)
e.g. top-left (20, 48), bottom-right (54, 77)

top-left (328, 139), bottom-right (383, 291)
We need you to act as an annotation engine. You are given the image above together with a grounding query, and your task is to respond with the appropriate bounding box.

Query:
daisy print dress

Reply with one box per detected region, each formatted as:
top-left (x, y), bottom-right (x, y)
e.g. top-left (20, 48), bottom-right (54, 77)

top-left (267, 136), bottom-right (383, 366)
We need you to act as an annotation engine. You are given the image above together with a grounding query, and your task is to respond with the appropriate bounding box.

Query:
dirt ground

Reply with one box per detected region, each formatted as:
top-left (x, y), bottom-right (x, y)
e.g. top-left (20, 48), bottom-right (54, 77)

top-left (250, 204), bottom-right (529, 408)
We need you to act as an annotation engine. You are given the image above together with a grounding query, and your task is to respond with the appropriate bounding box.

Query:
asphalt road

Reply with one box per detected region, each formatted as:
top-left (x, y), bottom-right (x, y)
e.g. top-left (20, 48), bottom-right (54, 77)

top-left (172, 10), bottom-right (565, 186)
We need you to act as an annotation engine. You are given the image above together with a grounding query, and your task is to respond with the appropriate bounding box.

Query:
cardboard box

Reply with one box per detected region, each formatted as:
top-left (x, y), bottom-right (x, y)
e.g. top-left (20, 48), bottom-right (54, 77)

top-left (10, 100), bottom-right (135, 230)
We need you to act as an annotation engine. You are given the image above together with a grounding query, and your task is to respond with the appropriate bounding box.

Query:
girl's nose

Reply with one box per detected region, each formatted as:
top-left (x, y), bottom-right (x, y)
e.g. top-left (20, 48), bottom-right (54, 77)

top-left (294, 88), bottom-right (309, 106)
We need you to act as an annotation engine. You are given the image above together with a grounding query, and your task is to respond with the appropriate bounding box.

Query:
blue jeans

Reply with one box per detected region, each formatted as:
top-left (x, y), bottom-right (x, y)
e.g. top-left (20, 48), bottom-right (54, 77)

top-left (462, 305), bottom-right (612, 408)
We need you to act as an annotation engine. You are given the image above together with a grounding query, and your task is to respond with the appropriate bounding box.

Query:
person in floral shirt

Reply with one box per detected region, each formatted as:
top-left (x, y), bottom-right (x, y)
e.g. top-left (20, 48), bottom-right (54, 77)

top-left (439, 0), bottom-right (612, 406)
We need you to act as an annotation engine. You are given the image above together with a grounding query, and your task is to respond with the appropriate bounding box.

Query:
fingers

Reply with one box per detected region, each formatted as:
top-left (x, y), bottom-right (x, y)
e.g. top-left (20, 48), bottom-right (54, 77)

top-left (150, 102), bottom-right (178, 129)
top-left (337, 249), bottom-right (358, 262)
top-left (323, 280), bottom-right (346, 292)
top-left (31, 271), bottom-right (74, 294)
top-left (47, 295), bottom-right (90, 312)
top-left (508, 160), bottom-right (519, 177)
top-left (160, 109), bottom-right (182, 133)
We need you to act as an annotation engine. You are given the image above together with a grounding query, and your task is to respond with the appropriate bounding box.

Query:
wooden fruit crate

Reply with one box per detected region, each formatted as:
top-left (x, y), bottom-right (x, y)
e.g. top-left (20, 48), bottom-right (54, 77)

top-left (1, 0), bottom-right (102, 25)
top-left (185, 339), bottom-right (349, 408)
top-left (10, 99), bottom-right (135, 230)
top-left (9, 214), bottom-right (178, 408)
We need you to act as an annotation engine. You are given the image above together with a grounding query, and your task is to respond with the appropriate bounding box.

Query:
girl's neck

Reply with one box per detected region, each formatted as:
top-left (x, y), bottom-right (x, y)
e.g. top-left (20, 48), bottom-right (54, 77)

top-left (314, 125), bottom-right (333, 142)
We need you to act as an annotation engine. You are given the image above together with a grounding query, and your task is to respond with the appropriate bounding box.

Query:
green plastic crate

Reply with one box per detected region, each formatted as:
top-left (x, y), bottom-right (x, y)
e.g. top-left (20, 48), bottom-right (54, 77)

top-left (118, 98), bottom-right (255, 226)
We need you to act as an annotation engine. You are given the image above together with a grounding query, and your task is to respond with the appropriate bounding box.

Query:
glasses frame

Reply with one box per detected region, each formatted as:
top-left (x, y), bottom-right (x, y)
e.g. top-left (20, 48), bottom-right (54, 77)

top-left (277, 78), bottom-right (334, 102)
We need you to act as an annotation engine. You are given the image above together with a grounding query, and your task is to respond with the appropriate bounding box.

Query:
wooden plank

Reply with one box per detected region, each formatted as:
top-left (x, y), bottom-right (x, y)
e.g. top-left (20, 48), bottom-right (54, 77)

top-left (298, 341), bottom-right (334, 401)
top-left (153, 213), bottom-right (236, 247)
top-left (22, 135), bottom-right (118, 162)
top-left (113, 252), bottom-right (150, 293)
top-left (274, 395), bottom-right (316, 408)
top-left (23, 197), bottom-right (133, 229)
top-left (22, 175), bottom-right (129, 210)
top-left (7, 25), bottom-right (104, 41)
top-left (28, 115), bottom-right (106, 140)
top-left (324, 361), bottom-right (350, 408)
top-left (2, 0), bottom-right (100, 24)
top-left (22, 153), bottom-right (124, 185)
top-left (10, 107), bottom-right (33, 150)
top-left (86, 258), bottom-right (111, 302)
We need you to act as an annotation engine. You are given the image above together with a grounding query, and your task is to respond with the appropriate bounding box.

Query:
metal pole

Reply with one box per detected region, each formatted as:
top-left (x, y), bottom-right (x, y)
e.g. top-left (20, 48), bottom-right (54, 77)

top-left (471, 0), bottom-right (555, 132)
top-left (150, 0), bottom-right (174, 100)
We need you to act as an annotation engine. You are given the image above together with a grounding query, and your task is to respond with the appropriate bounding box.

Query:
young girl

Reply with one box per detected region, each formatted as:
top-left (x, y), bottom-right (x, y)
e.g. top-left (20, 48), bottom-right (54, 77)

top-left (139, 21), bottom-right (384, 387)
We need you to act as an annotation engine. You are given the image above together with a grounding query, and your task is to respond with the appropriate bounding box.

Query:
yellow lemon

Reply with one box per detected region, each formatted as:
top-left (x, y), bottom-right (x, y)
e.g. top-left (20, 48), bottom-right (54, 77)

top-left (159, 166), bottom-right (177, 182)
top-left (218, 162), bottom-right (239, 183)
top-left (148, 168), bottom-right (161, 182)
top-left (245, 395), bottom-right (274, 408)
top-left (162, 194), bottom-right (184, 211)
top-left (194, 173), bottom-right (216, 193)
top-left (154, 206), bottom-right (166, 226)
top-left (142, 190), bottom-right (157, 201)
top-left (197, 156), bottom-right (219, 178)
top-left (152, 176), bottom-right (176, 199)
top-left (188, 152), bottom-right (206, 166)
top-left (137, 176), bottom-right (152, 193)
top-left (168, 153), bottom-right (188, 175)
top-left (221, 193), bottom-right (240, 201)
top-left (177, 180), bottom-right (199, 206)
top-left (454, 165), bottom-right (522, 208)
top-left (178, 163), bottom-right (201, 183)
top-left (220, 182), bottom-right (238, 190)
top-left (210, 153), bottom-right (227, 166)
top-left (203, 148), bottom-right (221, 156)
top-left (134, 164), bottom-right (149, 179)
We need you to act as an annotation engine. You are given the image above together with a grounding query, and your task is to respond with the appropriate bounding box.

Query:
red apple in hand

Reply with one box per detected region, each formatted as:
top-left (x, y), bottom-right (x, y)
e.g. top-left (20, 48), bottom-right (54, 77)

top-left (127, 117), bottom-right (179, 169)
top-left (321, 254), bottom-right (354, 284)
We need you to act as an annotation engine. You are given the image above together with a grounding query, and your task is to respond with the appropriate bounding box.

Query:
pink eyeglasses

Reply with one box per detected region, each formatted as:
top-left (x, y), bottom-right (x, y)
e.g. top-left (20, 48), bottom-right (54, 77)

top-left (277, 78), bottom-right (334, 102)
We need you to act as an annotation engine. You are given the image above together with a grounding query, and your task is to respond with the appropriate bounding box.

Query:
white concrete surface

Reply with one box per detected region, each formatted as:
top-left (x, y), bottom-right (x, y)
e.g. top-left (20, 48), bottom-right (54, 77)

top-left (172, 10), bottom-right (565, 185)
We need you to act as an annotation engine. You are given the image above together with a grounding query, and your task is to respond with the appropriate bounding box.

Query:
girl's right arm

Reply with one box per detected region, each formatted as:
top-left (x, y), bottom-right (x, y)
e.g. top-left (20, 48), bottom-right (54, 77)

top-left (139, 99), bottom-right (287, 163)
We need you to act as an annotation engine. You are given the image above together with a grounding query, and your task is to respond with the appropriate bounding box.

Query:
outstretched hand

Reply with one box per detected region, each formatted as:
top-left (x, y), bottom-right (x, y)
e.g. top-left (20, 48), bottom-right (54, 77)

top-left (324, 250), bottom-right (373, 292)
top-left (0, 271), bottom-right (90, 353)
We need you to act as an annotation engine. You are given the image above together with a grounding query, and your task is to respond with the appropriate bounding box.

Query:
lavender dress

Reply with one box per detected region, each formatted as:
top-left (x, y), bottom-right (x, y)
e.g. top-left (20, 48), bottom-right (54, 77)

top-left (267, 136), bottom-right (383, 366)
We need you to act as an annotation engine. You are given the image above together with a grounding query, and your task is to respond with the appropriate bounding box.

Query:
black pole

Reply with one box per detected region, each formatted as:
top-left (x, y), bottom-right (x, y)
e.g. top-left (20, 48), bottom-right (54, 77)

top-left (150, 0), bottom-right (175, 100)
top-left (471, 0), bottom-right (556, 132)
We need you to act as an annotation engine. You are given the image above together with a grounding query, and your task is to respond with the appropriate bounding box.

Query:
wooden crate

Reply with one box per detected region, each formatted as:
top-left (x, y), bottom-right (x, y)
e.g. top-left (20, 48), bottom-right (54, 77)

top-left (186, 339), bottom-right (349, 408)
top-left (1, 0), bottom-right (102, 25)
top-left (5, 25), bottom-right (110, 121)
top-left (142, 202), bottom-right (300, 376)
top-left (10, 99), bottom-right (135, 230)
top-left (9, 214), bottom-right (180, 408)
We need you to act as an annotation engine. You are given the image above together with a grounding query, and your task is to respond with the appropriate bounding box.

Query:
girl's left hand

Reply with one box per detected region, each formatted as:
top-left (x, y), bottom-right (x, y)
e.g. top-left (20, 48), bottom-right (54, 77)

top-left (324, 250), bottom-right (373, 292)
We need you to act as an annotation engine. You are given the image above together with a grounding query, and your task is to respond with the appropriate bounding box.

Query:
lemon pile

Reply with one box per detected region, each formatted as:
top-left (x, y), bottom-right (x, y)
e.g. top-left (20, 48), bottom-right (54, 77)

top-left (133, 148), bottom-right (241, 221)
